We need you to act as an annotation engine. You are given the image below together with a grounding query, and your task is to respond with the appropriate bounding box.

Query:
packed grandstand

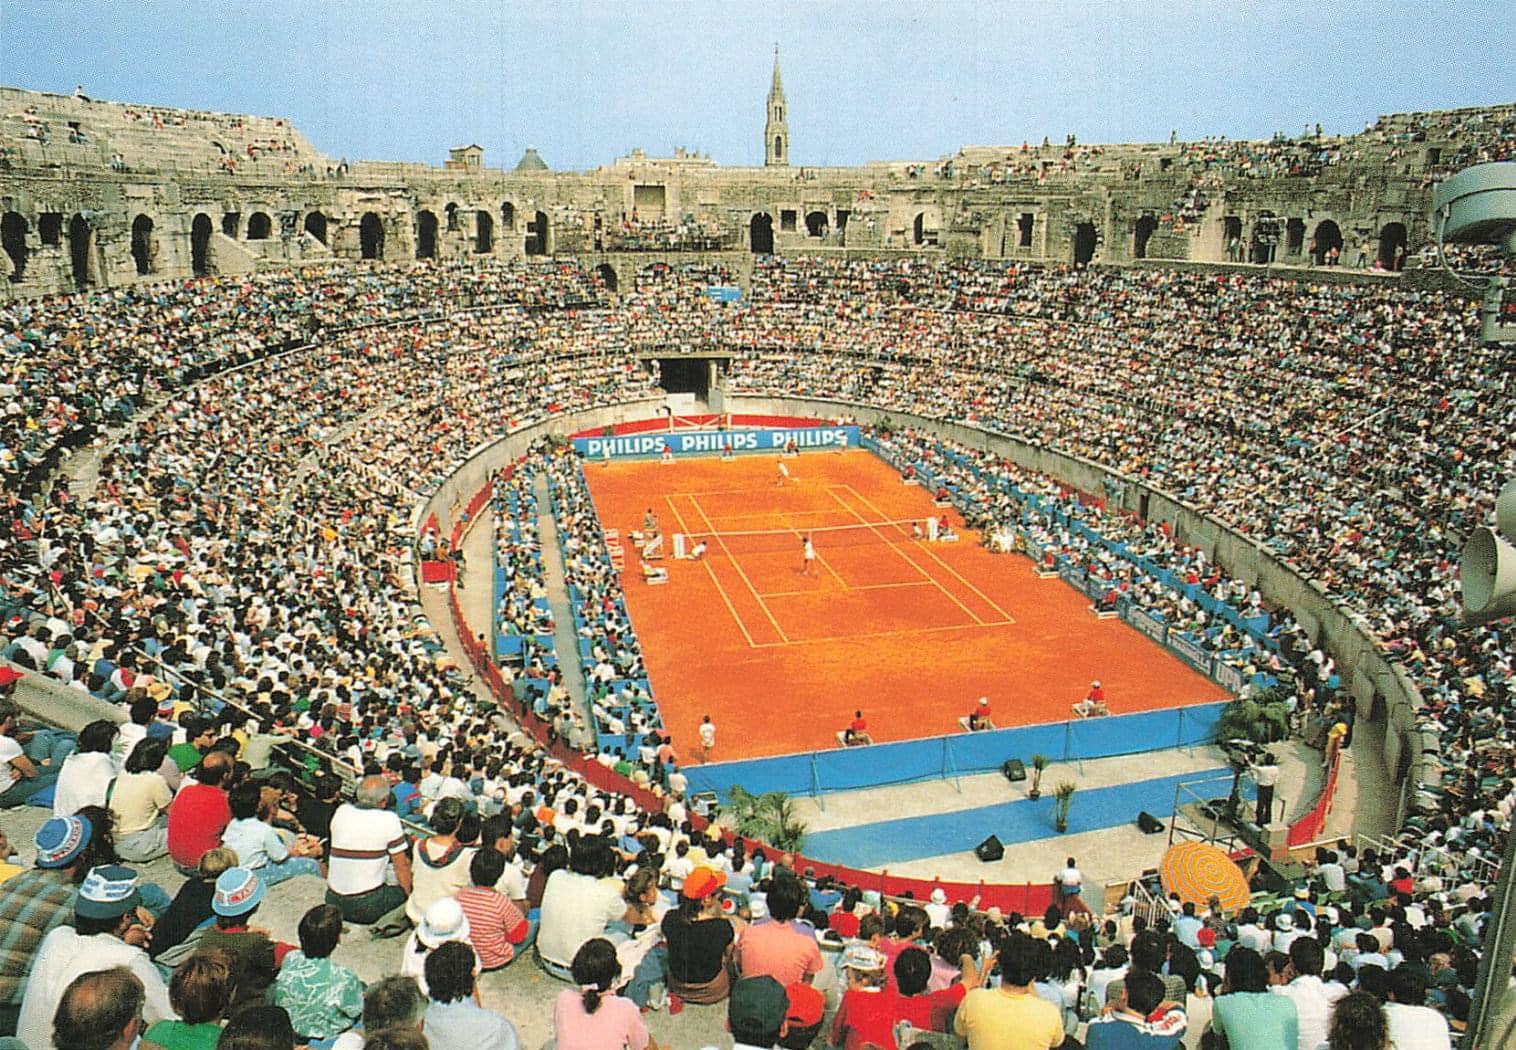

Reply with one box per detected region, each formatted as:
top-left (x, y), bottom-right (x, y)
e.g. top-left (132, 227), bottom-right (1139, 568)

top-left (0, 240), bottom-right (1512, 1050)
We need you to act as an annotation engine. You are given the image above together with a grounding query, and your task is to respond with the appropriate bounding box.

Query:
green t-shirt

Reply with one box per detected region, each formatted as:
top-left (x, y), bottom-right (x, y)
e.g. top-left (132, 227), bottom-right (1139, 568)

top-left (144, 1019), bottom-right (222, 1050)
top-left (1211, 990), bottom-right (1299, 1050)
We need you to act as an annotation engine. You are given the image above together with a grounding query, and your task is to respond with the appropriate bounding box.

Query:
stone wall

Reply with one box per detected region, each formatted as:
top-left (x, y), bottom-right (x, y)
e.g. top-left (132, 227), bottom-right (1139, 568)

top-left (4, 85), bottom-right (1500, 297)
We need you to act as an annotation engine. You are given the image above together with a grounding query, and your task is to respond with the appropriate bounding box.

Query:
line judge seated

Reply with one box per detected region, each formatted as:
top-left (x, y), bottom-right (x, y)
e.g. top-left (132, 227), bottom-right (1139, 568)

top-left (1073, 680), bottom-right (1110, 718)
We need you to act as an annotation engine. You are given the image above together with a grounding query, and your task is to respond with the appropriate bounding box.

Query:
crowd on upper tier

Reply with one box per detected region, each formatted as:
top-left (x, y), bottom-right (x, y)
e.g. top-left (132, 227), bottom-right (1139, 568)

top-left (0, 253), bottom-right (1511, 1049)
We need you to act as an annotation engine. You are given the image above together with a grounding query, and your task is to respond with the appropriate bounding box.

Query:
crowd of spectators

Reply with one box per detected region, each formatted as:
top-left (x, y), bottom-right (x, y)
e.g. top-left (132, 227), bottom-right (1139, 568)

top-left (1, 252), bottom-right (1513, 1047)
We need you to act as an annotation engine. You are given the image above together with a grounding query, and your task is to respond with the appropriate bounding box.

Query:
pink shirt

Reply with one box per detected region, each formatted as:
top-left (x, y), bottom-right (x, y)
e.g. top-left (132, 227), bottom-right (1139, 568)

top-left (552, 988), bottom-right (650, 1050)
top-left (737, 920), bottom-right (823, 986)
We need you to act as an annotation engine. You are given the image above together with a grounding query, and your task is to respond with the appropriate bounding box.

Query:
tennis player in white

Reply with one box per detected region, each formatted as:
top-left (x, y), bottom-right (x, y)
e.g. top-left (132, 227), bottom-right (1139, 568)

top-left (801, 534), bottom-right (816, 577)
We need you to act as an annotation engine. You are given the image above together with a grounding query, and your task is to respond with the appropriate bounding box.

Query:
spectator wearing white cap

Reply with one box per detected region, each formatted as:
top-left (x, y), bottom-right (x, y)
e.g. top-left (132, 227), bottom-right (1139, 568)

top-left (16, 865), bottom-right (174, 1049)
top-left (923, 887), bottom-right (951, 929)
top-left (400, 896), bottom-right (474, 999)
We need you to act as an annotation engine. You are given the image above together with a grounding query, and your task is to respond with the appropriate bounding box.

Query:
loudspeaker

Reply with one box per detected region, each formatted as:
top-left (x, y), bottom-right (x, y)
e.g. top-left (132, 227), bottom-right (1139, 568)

top-left (1136, 811), bottom-right (1165, 834)
top-left (975, 835), bottom-right (1005, 862)
top-left (1002, 758), bottom-right (1026, 782)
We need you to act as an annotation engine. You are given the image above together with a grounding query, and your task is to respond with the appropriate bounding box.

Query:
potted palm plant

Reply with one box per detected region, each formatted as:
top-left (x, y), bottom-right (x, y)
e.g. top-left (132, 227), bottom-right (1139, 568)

top-left (1028, 754), bottom-right (1049, 800)
top-left (1053, 781), bottom-right (1077, 833)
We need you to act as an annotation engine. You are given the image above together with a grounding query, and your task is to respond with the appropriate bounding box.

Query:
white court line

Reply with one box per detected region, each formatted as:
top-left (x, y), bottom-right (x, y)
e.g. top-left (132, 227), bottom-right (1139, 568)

top-left (686, 494), bottom-right (791, 643)
top-left (839, 483), bottom-right (1017, 624)
top-left (662, 495), bottom-right (758, 649)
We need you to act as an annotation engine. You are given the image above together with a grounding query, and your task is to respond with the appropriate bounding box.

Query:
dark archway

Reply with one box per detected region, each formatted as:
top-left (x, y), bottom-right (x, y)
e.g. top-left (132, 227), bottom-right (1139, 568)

top-left (1, 212), bottom-right (29, 282)
top-left (304, 212), bottom-right (328, 244)
top-left (774, 135), bottom-right (783, 158)
top-left (222, 213), bottom-right (240, 238)
top-left (749, 213), bottom-right (774, 255)
top-left (130, 215), bottom-right (155, 275)
top-left (1377, 222), bottom-right (1407, 271)
top-left (913, 212), bottom-right (927, 246)
top-left (594, 263), bottom-right (619, 292)
top-left (67, 214), bottom-right (93, 289)
top-left (1132, 215), bottom-right (1157, 259)
top-left (501, 201), bottom-right (516, 230)
top-left (1285, 217), bottom-right (1306, 254)
top-left (804, 210), bottom-right (828, 237)
top-left (415, 211), bottom-right (437, 259)
top-left (1072, 222), bottom-right (1097, 265)
top-left (475, 210), bottom-right (494, 254)
top-left (526, 210), bottom-right (549, 255)
top-left (445, 203), bottom-right (459, 232)
top-left (246, 212), bottom-right (272, 240)
top-left (360, 212), bottom-right (385, 260)
top-left (190, 213), bottom-right (213, 276)
top-left (1250, 213), bottom-right (1279, 264)
top-left (1311, 219), bottom-right (1343, 265)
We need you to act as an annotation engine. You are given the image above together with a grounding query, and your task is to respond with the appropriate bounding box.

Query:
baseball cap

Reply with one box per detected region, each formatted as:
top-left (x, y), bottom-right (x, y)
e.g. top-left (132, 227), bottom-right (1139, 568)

top-left (1197, 927), bottom-right (1217, 947)
top-left (76, 865), bottom-right (141, 920)
top-left (930, 888), bottom-right (947, 905)
top-left (35, 814), bottom-right (93, 869)
top-left (728, 976), bottom-right (787, 1037)
top-left (681, 866), bottom-right (726, 900)
top-left (212, 867), bottom-right (266, 917)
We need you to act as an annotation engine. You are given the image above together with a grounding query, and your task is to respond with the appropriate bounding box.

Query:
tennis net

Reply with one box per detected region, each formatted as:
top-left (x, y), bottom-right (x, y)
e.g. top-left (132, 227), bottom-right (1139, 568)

top-left (678, 517), bottom-right (934, 556)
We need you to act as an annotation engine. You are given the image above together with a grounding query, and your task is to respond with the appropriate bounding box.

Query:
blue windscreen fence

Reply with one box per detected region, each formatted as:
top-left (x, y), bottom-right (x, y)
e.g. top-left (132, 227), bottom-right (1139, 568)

top-left (681, 700), bottom-right (1227, 802)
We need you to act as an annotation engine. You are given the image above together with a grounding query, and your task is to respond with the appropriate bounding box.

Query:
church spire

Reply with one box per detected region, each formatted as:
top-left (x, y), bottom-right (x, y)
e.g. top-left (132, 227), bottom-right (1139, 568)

top-left (764, 45), bottom-right (789, 167)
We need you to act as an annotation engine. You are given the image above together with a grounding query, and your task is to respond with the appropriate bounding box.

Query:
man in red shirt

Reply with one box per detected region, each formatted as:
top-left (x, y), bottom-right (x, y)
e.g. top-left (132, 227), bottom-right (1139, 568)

top-left (843, 711), bottom-right (873, 747)
top-left (167, 749), bottom-right (233, 873)
top-left (832, 946), bottom-right (978, 1050)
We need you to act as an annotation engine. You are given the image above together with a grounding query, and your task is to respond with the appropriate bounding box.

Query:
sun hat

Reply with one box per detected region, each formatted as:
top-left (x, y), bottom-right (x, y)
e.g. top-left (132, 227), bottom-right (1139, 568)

top-left (416, 897), bottom-right (472, 948)
top-left (930, 887), bottom-right (947, 905)
top-left (35, 814), bottom-right (93, 869)
top-left (77, 865), bottom-right (141, 920)
top-left (212, 867), bottom-right (265, 917)
top-left (681, 866), bottom-right (727, 900)
top-left (1197, 927), bottom-right (1217, 948)
top-left (842, 945), bottom-right (887, 972)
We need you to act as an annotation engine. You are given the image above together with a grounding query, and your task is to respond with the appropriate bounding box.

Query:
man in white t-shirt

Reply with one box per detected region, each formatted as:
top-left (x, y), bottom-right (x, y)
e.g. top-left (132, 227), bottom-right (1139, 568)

top-left (536, 836), bottom-right (626, 979)
top-left (1270, 938), bottom-right (1342, 1050)
top-left (0, 699), bottom-right (63, 808)
top-left (1384, 966), bottom-right (1451, 1049)
top-left (326, 776), bottom-right (413, 925)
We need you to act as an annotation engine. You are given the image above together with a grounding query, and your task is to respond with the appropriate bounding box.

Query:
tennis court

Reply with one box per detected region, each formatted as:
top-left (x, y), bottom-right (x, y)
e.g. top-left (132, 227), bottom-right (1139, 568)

top-left (583, 449), bottom-right (1224, 761)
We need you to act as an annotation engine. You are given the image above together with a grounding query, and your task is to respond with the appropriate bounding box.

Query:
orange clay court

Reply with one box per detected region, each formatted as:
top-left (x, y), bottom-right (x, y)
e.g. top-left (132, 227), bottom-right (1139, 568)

top-left (583, 448), bottom-right (1225, 762)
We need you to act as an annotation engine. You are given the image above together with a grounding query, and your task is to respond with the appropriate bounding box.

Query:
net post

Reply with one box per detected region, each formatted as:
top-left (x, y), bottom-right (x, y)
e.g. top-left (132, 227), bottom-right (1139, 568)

top-left (810, 751), bottom-right (826, 811)
top-left (943, 737), bottom-right (962, 795)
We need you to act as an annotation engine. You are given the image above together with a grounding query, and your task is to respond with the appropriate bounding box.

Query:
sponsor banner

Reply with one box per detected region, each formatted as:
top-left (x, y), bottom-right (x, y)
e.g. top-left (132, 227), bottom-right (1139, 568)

top-left (1169, 631), bottom-right (1215, 674)
top-left (574, 425), bottom-right (860, 460)
top-left (1124, 605), bottom-right (1168, 645)
top-left (1214, 662), bottom-right (1246, 693)
top-left (705, 285), bottom-right (743, 303)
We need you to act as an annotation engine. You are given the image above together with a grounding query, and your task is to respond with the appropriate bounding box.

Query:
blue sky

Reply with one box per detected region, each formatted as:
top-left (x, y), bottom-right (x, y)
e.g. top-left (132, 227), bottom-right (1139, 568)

top-left (4, 1), bottom-right (1513, 171)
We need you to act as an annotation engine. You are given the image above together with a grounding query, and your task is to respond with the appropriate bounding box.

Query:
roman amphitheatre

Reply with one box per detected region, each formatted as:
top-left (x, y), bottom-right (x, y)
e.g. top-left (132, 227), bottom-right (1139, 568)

top-left (1, 45), bottom-right (1513, 1050)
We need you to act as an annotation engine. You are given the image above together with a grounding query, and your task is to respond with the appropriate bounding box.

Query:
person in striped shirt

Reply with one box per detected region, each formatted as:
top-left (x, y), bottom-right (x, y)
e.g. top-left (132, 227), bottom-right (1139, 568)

top-left (455, 847), bottom-right (529, 970)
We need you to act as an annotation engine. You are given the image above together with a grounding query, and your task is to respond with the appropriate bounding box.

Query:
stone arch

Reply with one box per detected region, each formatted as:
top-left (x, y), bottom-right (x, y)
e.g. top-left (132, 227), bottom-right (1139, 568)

top-left (913, 212), bottom-right (927, 246)
top-left (749, 213), bottom-right (774, 255)
top-left (501, 201), bottom-right (516, 230)
top-left (774, 135), bottom-right (783, 158)
top-left (1311, 219), bottom-right (1343, 265)
top-left (130, 214), bottom-right (155, 275)
top-left (360, 212), bottom-right (385, 260)
top-left (475, 210), bottom-right (494, 254)
top-left (445, 202), bottom-right (459, 232)
top-left (246, 212), bottom-right (272, 240)
top-left (1072, 221), bottom-right (1098, 265)
top-left (1, 212), bottom-right (29, 281)
top-left (526, 210), bottom-right (550, 256)
top-left (67, 214), bottom-right (93, 288)
top-left (1132, 215), bottom-right (1157, 259)
top-left (1249, 213), bottom-right (1279, 264)
top-left (304, 211), bottom-right (328, 245)
top-left (804, 210), bottom-right (828, 237)
top-left (1377, 221), bottom-right (1407, 271)
top-left (415, 211), bottom-right (438, 259)
top-left (190, 213), bottom-right (213, 276)
top-left (594, 263), bottom-right (619, 292)
top-left (1285, 218), bottom-right (1306, 254)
